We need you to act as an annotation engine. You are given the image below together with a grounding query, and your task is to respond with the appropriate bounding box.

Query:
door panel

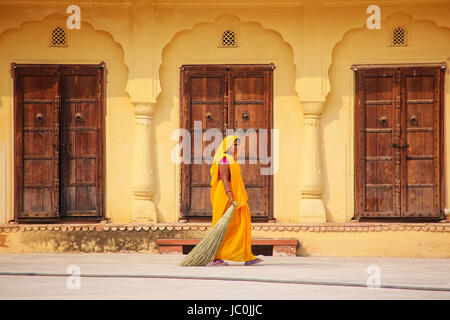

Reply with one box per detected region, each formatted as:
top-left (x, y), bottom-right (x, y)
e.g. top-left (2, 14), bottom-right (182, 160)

top-left (60, 66), bottom-right (104, 218)
top-left (229, 68), bottom-right (272, 218)
top-left (355, 65), bottom-right (445, 220)
top-left (402, 68), bottom-right (442, 218)
top-left (180, 67), bottom-right (227, 217)
top-left (180, 64), bottom-right (274, 220)
top-left (356, 69), bottom-right (398, 218)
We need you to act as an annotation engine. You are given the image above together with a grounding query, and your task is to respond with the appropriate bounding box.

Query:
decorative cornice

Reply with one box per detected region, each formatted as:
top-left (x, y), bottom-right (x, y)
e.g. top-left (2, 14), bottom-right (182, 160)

top-left (0, 222), bottom-right (449, 233)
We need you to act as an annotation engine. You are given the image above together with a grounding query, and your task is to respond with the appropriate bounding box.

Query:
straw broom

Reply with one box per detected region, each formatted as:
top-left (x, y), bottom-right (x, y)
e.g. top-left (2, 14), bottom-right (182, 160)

top-left (180, 203), bottom-right (236, 266)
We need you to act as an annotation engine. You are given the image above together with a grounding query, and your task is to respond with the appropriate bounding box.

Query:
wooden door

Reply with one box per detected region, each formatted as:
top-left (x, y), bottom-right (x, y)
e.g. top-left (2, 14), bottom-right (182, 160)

top-left (60, 65), bottom-right (105, 219)
top-left (229, 66), bottom-right (273, 218)
top-left (13, 65), bottom-right (60, 221)
top-left (180, 66), bottom-right (227, 219)
top-left (13, 63), bottom-right (105, 222)
top-left (354, 64), bottom-right (445, 220)
top-left (401, 67), bottom-right (444, 218)
top-left (180, 64), bottom-right (274, 221)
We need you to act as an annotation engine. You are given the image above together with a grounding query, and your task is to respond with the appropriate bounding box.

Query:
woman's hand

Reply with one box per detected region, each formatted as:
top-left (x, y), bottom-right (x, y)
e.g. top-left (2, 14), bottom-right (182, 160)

top-left (226, 191), bottom-right (234, 203)
top-left (228, 195), bottom-right (237, 207)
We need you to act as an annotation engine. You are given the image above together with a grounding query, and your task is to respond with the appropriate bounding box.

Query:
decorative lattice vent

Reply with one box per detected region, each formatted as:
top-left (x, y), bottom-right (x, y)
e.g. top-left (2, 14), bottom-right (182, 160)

top-left (50, 26), bottom-right (68, 47)
top-left (391, 26), bottom-right (407, 47)
top-left (220, 29), bottom-right (238, 48)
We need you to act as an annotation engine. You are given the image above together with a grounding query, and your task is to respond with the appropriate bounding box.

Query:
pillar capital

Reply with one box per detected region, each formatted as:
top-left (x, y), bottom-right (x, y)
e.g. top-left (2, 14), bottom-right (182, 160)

top-left (300, 100), bottom-right (325, 115)
top-left (132, 101), bottom-right (156, 116)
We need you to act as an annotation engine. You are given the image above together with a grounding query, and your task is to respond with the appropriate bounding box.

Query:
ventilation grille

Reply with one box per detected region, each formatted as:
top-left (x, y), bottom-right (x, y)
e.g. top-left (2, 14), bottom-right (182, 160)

top-left (50, 27), bottom-right (68, 47)
top-left (220, 29), bottom-right (238, 48)
top-left (391, 26), bottom-right (407, 46)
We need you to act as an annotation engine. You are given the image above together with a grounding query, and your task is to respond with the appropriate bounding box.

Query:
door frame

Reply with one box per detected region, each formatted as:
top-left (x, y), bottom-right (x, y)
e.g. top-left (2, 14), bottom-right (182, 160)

top-left (179, 63), bottom-right (275, 222)
top-left (352, 62), bottom-right (446, 221)
top-left (12, 62), bottom-right (107, 223)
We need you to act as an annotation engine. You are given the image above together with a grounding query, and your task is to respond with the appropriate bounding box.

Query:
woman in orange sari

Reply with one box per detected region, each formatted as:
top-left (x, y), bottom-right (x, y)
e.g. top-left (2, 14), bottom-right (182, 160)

top-left (209, 135), bottom-right (263, 266)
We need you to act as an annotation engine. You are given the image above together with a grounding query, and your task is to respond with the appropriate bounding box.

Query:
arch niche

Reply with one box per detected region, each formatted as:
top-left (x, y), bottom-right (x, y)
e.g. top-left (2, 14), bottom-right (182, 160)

top-left (0, 13), bottom-right (132, 223)
top-left (154, 14), bottom-right (302, 223)
top-left (323, 12), bottom-right (450, 222)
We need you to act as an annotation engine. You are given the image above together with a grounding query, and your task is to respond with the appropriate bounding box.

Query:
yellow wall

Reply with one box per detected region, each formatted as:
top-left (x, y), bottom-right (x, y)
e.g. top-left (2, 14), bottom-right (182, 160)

top-left (324, 12), bottom-right (450, 222)
top-left (156, 14), bottom-right (300, 222)
top-left (0, 13), bottom-right (134, 223)
top-left (0, 0), bottom-right (449, 226)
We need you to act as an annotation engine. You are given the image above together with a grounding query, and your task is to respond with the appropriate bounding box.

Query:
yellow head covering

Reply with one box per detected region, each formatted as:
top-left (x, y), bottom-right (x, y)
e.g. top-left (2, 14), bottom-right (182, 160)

top-left (210, 135), bottom-right (238, 186)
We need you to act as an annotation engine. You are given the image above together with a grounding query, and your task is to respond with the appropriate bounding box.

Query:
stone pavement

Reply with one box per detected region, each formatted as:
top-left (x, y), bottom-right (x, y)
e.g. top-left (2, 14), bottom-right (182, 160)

top-left (0, 254), bottom-right (449, 300)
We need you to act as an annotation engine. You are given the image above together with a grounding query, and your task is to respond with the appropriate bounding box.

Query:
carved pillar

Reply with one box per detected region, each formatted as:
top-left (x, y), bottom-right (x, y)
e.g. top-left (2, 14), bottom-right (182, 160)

top-left (299, 101), bottom-right (327, 222)
top-left (131, 102), bottom-right (157, 223)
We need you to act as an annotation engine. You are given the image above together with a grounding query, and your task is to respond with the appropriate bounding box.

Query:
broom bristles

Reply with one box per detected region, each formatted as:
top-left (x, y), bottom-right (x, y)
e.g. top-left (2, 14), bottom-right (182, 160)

top-left (180, 204), bottom-right (236, 266)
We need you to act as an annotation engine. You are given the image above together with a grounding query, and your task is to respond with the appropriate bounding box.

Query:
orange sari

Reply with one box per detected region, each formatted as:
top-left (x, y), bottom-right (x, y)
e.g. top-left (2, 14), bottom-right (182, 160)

top-left (210, 135), bottom-right (256, 262)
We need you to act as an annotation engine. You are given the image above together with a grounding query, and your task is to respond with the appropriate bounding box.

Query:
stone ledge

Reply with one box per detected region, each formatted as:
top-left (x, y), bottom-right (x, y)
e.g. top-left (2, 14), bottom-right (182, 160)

top-left (0, 222), bottom-right (449, 233)
top-left (156, 238), bottom-right (298, 256)
top-left (156, 238), bottom-right (298, 245)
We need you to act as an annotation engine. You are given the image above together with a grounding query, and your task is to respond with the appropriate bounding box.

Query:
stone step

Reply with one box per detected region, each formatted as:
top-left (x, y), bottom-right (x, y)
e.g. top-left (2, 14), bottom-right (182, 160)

top-left (156, 238), bottom-right (298, 256)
